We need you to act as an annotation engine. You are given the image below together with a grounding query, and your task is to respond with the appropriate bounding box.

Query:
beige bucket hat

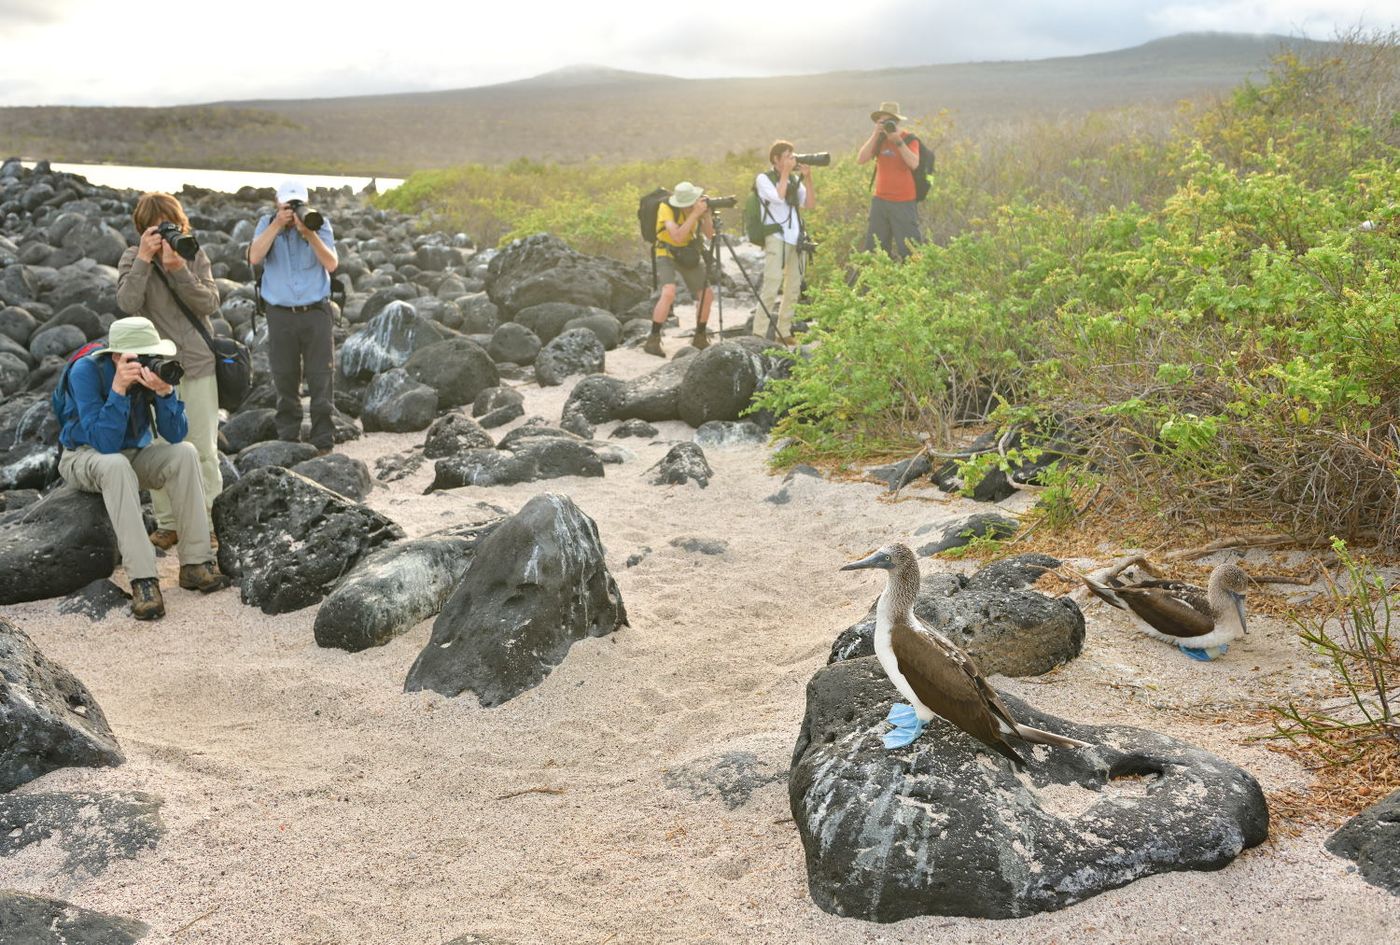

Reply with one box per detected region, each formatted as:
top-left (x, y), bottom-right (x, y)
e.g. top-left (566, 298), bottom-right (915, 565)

top-left (107, 316), bottom-right (177, 356)
top-left (870, 101), bottom-right (908, 122)
top-left (669, 181), bottom-right (704, 208)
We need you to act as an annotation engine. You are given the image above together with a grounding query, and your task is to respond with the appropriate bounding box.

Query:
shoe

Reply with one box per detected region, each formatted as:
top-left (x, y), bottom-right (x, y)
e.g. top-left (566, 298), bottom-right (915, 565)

top-left (131, 578), bottom-right (165, 621)
top-left (778, 335), bottom-right (798, 347)
top-left (179, 561), bottom-right (231, 594)
top-left (691, 326), bottom-right (711, 350)
top-left (149, 528), bottom-right (179, 550)
top-left (643, 332), bottom-right (665, 357)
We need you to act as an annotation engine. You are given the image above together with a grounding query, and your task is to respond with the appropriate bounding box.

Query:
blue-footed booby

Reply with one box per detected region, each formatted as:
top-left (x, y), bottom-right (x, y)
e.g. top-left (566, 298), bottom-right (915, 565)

top-left (841, 544), bottom-right (1092, 761)
top-left (1078, 564), bottom-right (1249, 661)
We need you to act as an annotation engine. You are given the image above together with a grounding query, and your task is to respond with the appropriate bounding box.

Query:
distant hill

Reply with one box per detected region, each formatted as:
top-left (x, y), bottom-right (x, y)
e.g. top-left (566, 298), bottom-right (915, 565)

top-left (0, 33), bottom-right (1330, 177)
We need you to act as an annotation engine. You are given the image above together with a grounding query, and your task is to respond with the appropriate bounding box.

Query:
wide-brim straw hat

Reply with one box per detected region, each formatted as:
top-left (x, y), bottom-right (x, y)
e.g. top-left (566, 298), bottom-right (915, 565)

top-left (107, 316), bottom-right (177, 356)
top-left (870, 101), bottom-right (908, 122)
top-left (669, 181), bottom-right (703, 208)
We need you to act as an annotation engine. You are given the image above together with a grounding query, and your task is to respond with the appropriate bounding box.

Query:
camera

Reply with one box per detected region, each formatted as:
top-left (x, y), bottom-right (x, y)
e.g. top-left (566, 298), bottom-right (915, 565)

top-left (797, 236), bottom-right (819, 256)
top-left (287, 199), bottom-right (324, 230)
top-left (881, 119), bottom-right (897, 134)
top-left (156, 222), bottom-right (199, 262)
top-left (136, 354), bottom-right (185, 387)
top-left (703, 195), bottom-right (738, 210)
top-left (793, 152), bottom-right (831, 167)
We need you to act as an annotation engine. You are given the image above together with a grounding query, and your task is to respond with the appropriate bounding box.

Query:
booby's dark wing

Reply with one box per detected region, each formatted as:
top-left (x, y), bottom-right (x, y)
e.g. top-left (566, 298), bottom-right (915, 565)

top-left (890, 619), bottom-right (1027, 766)
top-left (1115, 584), bottom-right (1215, 639)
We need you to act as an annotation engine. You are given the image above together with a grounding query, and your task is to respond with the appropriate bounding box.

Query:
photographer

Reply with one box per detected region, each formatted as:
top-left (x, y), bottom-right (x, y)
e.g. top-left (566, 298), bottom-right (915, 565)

top-left (754, 141), bottom-right (815, 345)
top-left (56, 317), bottom-right (230, 620)
top-left (247, 180), bottom-right (338, 454)
top-left (856, 102), bottom-right (922, 260)
top-left (646, 181), bottom-right (715, 357)
top-left (116, 192), bottom-right (221, 551)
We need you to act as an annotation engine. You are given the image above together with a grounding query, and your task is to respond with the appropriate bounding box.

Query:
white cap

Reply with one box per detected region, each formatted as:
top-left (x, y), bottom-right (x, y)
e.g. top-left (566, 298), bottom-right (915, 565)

top-left (276, 179), bottom-right (309, 204)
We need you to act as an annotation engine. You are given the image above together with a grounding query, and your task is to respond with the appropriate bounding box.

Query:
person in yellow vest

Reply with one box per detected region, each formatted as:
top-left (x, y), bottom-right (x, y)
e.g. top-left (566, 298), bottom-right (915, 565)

top-left (646, 181), bottom-right (715, 357)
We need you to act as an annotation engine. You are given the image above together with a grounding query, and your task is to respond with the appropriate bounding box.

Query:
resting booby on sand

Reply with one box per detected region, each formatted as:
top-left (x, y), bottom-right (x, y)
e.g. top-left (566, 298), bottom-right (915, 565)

top-left (1078, 563), bottom-right (1249, 661)
top-left (841, 543), bottom-right (1091, 761)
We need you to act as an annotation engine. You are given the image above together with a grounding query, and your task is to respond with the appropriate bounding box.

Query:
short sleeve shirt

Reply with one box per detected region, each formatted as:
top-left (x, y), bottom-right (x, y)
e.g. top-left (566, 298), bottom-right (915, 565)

top-left (253, 215), bottom-right (336, 306)
top-left (874, 133), bottom-right (920, 203)
top-left (655, 202), bottom-right (695, 259)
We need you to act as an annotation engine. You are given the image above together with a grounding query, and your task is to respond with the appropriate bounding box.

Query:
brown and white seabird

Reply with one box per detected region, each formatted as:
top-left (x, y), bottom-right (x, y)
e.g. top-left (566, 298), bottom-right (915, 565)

top-left (1078, 563), bottom-right (1249, 661)
top-left (841, 543), bottom-right (1091, 761)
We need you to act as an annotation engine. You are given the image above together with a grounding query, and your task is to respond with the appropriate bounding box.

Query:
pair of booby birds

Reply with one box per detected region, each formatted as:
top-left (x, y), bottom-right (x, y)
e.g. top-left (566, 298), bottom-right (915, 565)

top-left (1077, 563), bottom-right (1250, 661)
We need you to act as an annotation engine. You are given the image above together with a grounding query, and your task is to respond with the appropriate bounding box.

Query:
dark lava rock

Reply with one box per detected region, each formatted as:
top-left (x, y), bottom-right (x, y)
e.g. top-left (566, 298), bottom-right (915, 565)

top-left (486, 235), bottom-right (649, 317)
top-left (472, 385), bottom-right (524, 418)
top-left (290, 452), bottom-right (373, 502)
top-left (496, 421), bottom-right (579, 452)
top-left (790, 656), bottom-right (1270, 921)
top-left (374, 450), bottom-right (428, 483)
top-left (512, 301), bottom-right (599, 345)
top-left (694, 420), bottom-right (766, 448)
top-left (663, 750), bottom-right (786, 809)
top-left (964, 553), bottom-right (1063, 592)
top-left (651, 442), bottom-right (712, 488)
top-left (559, 412), bottom-right (594, 439)
top-left (670, 536), bottom-right (728, 555)
top-left (29, 323), bottom-right (86, 360)
top-left (220, 408), bottom-right (279, 454)
top-left (234, 439), bottom-right (320, 474)
top-left (0, 791), bottom-right (163, 874)
top-left (915, 512), bottom-right (1021, 556)
top-left (427, 438), bottom-right (604, 491)
top-left (677, 342), bottom-right (766, 428)
top-left (456, 293), bottom-right (500, 334)
top-left (868, 453), bottom-right (933, 492)
top-left (615, 357), bottom-right (689, 422)
top-left (0, 488), bottom-right (40, 514)
top-left (315, 516), bottom-right (504, 652)
top-left (828, 560), bottom-right (1083, 678)
top-left (1326, 788), bottom-right (1400, 896)
top-left (0, 615), bottom-right (124, 791)
top-left (339, 300), bottom-right (447, 381)
top-left (57, 579), bottom-right (131, 621)
top-left (0, 390), bottom-right (60, 490)
top-left (535, 327), bottom-right (605, 387)
top-left (424, 413), bottom-right (494, 458)
top-left (0, 890), bottom-right (148, 945)
top-left (404, 336), bottom-right (499, 408)
top-left (404, 493), bottom-right (627, 705)
top-left (0, 488), bottom-right (118, 604)
top-left (362, 368), bottom-right (439, 433)
top-left (213, 467), bottom-right (404, 615)
top-left (561, 373), bottom-right (626, 427)
top-left (478, 403), bottom-right (525, 429)
top-left (611, 418), bottom-right (658, 439)
top-left (932, 426), bottom-right (1082, 502)
top-left (487, 321), bottom-right (541, 365)
top-left (563, 310), bottom-right (622, 349)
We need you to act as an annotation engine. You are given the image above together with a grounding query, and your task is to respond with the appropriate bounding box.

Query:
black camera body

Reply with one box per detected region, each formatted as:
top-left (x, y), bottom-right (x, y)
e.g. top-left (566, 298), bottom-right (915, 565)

top-left (287, 199), bottom-right (325, 230)
top-left (881, 119), bottom-right (898, 134)
top-left (793, 152), bottom-right (831, 167)
top-left (137, 354), bottom-right (185, 387)
top-left (156, 222), bottom-right (199, 262)
top-left (704, 195), bottom-right (738, 210)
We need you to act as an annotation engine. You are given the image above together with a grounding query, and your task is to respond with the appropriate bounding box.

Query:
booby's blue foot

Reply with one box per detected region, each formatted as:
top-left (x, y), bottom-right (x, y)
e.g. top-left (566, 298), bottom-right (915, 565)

top-left (882, 703), bottom-right (927, 749)
top-left (1179, 643), bottom-right (1228, 661)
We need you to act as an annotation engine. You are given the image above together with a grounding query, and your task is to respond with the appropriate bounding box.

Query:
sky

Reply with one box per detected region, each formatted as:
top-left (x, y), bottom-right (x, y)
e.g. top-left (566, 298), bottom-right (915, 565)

top-left (0, 0), bottom-right (1394, 106)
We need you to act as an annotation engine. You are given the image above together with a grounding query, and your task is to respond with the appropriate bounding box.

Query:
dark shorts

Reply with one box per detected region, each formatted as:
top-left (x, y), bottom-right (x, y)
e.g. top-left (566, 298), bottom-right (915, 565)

top-left (655, 254), bottom-right (708, 297)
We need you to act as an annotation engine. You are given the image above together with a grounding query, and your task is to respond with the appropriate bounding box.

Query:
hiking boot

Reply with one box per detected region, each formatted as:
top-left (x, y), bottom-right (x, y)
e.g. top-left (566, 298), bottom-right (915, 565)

top-left (643, 332), bottom-right (665, 357)
top-left (778, 334), bottom-right (798, 347)
top-left (691, 326), bottom-right (711, 350)
top-left (179, 561), bottom-right (231, 594)
top-left (131, 578), bottom-right (165, 621)
top-left (149, 528), bottom-right (179, 550)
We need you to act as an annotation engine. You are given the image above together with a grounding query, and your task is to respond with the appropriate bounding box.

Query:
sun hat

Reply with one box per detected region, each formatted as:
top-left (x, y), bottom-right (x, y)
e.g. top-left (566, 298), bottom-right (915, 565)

top-left (870, 101), bottom-right (908, 122)
top-left (107, 317), bottom-right (177, 356)
top-left (276, 179), bottom-right (310, 204)
top-left (669, 181), bottom-right (704, 208)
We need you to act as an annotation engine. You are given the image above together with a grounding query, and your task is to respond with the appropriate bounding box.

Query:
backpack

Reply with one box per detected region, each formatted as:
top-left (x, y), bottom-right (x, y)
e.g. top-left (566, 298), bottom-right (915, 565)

top-left (743, 170), bottom-right (794, 246)
top-left (637, 188), bottom-right (672, 246)
top-left (870, 134), bottom-right (936, 202)
top-left (50, 341), bottom-right (107, 428)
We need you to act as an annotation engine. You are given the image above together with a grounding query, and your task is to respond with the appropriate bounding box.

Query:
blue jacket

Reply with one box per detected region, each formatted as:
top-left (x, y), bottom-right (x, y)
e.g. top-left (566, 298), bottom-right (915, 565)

top-left (59, 355), bottom-right (188, 453)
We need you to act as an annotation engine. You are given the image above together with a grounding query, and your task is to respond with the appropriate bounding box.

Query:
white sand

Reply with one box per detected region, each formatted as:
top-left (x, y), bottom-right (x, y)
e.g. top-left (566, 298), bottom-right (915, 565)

top-left (3, 308), bottom-right (1396, 944)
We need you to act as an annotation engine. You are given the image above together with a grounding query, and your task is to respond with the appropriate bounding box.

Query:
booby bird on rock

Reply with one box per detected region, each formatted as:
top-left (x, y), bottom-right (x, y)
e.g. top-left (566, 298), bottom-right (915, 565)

top-left (1078, 563), bottom-right (1249, 661)
top-left (841, 543), bottom-right (1091, 761)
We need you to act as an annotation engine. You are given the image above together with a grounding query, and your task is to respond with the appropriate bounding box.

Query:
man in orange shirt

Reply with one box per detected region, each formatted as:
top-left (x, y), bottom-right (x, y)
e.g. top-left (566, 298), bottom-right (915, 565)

top-left (856, 102), bottom-right (922, 260)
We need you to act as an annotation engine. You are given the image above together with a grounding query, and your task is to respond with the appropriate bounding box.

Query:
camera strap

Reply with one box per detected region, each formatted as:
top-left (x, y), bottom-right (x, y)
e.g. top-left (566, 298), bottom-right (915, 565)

top-left (150, 263), bottom-right (222, 359)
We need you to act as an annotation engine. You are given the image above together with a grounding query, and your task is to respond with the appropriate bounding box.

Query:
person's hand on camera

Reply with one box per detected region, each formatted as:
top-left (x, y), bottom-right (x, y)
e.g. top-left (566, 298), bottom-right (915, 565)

top-left (799, 161), bottom-right (813, 179)
top-left (291, 209), bottom-right (313, 237)
top-left (159, 238), bottom-right (186, 271)
top-left (778, 152), bottom-right (798, 176)
top-left (137, 226), bottom-right (164, 263)
top-left (694, 196), bottom-right (710, 217)
top-left (111, 353), bottom-right (143, 395)
top-left (273, 205), bottom-right (296, 231)
top-left (137, 364), bottom-right (174, 397)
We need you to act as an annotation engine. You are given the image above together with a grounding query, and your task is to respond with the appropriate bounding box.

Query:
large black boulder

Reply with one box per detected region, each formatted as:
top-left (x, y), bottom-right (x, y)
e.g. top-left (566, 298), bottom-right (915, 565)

top-left (361, 368), bottom-right (439, 433)
top-left (1326, 788), bottom-right (1400, 896)
top-left (220, 408), bottom-right (279, 454)
top-left (339, 300), bottom-right (448, 381)
top-left (234, 439), bottom-right (320, 474)
top-left (486, 234), bottom-right (650, 317)
top-left (561, 373), bottom-right (626, 427)
top-left (0, 616), bottom-right (124, 791)
top-left (790, 656), bottom-right (1270, 921)
top-left (677, 342), bottom-right (766, 428)
top-left (0, 390), bottom-right (60, 490)
top-left (487, 321), bottom-right (541, 365)
top-left (0, 891), bottom-right (148, 945)
top-left (290, 452), bottom-right (373, 501)
top-left (404, 493), bottom-right (627, 705)
top-left (404, 336), bottom-right (499, 408)
top-left (915, 512), bottom-right (1020, 555)
top-left (535, 327), bottom-right (605, 387)
top-left (829, 554), bottom-right (1081, 678)
top-left (513, 302), bottom-right (601, 345)
top-left (651, 442), bottom-right (712, 488)
top-left (423, 413), bottom-right (494, 458)
top-left (427, 438), bottom-right (604, 491)
top-left (0, 488), bottom-right (118, 604)
top-left (615, 357), bottom-right (689, 422)
top-left (212, 467), bottom-right (404, 614)
top-left (0, 791), bottom-right (163, 875)
top-left (314, 516), bottom-right (504, 652)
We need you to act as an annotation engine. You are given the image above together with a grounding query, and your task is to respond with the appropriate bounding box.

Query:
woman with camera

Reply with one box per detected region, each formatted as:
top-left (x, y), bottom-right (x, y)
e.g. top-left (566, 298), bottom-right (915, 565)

top-left (116, 192), bottom-right (223, 550)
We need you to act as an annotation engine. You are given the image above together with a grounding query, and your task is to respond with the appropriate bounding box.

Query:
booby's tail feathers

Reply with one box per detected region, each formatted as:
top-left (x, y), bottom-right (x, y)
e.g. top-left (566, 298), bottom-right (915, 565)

top-left (1013, 723), bottom-right (1091, 750)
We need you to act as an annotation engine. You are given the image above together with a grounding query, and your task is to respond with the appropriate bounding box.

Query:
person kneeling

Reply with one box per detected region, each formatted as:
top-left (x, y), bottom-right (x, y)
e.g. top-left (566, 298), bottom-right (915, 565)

top-left (57, 317), bottom-right (230, 620)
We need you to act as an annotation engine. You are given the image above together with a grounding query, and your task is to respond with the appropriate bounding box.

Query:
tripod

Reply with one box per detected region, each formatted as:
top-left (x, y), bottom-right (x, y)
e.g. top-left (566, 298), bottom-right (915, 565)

top-left (707, 211), bottom-right (779, 342)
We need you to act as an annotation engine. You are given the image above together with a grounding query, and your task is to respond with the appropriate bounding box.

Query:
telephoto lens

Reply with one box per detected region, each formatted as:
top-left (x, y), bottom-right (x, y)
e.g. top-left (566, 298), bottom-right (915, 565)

top-left (793, 152), bottom-right (831, 167)
top-left (288, 200), bottom-right (325, 230)
top-left (882, 119), bottom-right (897, 134)
top-left (138, 355), bottom-right (185, 387)
top-left (704, 195), bottom-right (738, 209)
top-left (156, 222), bottom-right (200, 262)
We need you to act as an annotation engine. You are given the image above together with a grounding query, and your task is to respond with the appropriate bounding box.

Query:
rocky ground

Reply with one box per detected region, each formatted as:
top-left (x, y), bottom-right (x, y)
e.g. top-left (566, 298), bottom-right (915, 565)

top-left (0, 161), bottom-right (1396, 944)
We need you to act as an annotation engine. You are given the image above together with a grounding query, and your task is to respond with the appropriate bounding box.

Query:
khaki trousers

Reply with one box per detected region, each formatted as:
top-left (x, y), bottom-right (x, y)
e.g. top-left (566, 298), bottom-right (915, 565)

top-left (152, 373), bottom-right (221, 530)
top-left (754, 234), bottom-right (803, 340)
top-left (59, 443), bottom-right (214, 581)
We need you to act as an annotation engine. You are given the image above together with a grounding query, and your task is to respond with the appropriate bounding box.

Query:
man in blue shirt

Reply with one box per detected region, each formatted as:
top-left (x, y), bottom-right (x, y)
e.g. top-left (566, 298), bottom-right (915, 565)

top-left (57, 317), bottom-right (230, 620)
top-left (248, 179), bottom-right (339, 454)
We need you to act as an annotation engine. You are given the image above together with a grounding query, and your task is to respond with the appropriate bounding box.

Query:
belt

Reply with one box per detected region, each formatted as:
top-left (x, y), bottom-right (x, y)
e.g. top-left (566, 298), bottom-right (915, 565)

top-left (273, 299), bottom-right (328, 313)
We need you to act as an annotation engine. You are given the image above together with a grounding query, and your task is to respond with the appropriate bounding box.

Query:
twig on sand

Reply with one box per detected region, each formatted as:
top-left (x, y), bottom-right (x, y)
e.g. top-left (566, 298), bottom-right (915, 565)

top-left (495, 786), bottom-right (567, 800)
top-left (1163, 534), bottom-right (1293, 561)
top-left (172, 907), bottom-right (220, 938)
top-left (598, 933), bottom-right (618, 945)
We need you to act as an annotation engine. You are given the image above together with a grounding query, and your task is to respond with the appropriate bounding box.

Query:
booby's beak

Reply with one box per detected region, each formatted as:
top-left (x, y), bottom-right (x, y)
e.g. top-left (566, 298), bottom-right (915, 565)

top-left (841, 550), bottom-right (892, 571)
top-left (1232, 591), bottom-right (1248, 635)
